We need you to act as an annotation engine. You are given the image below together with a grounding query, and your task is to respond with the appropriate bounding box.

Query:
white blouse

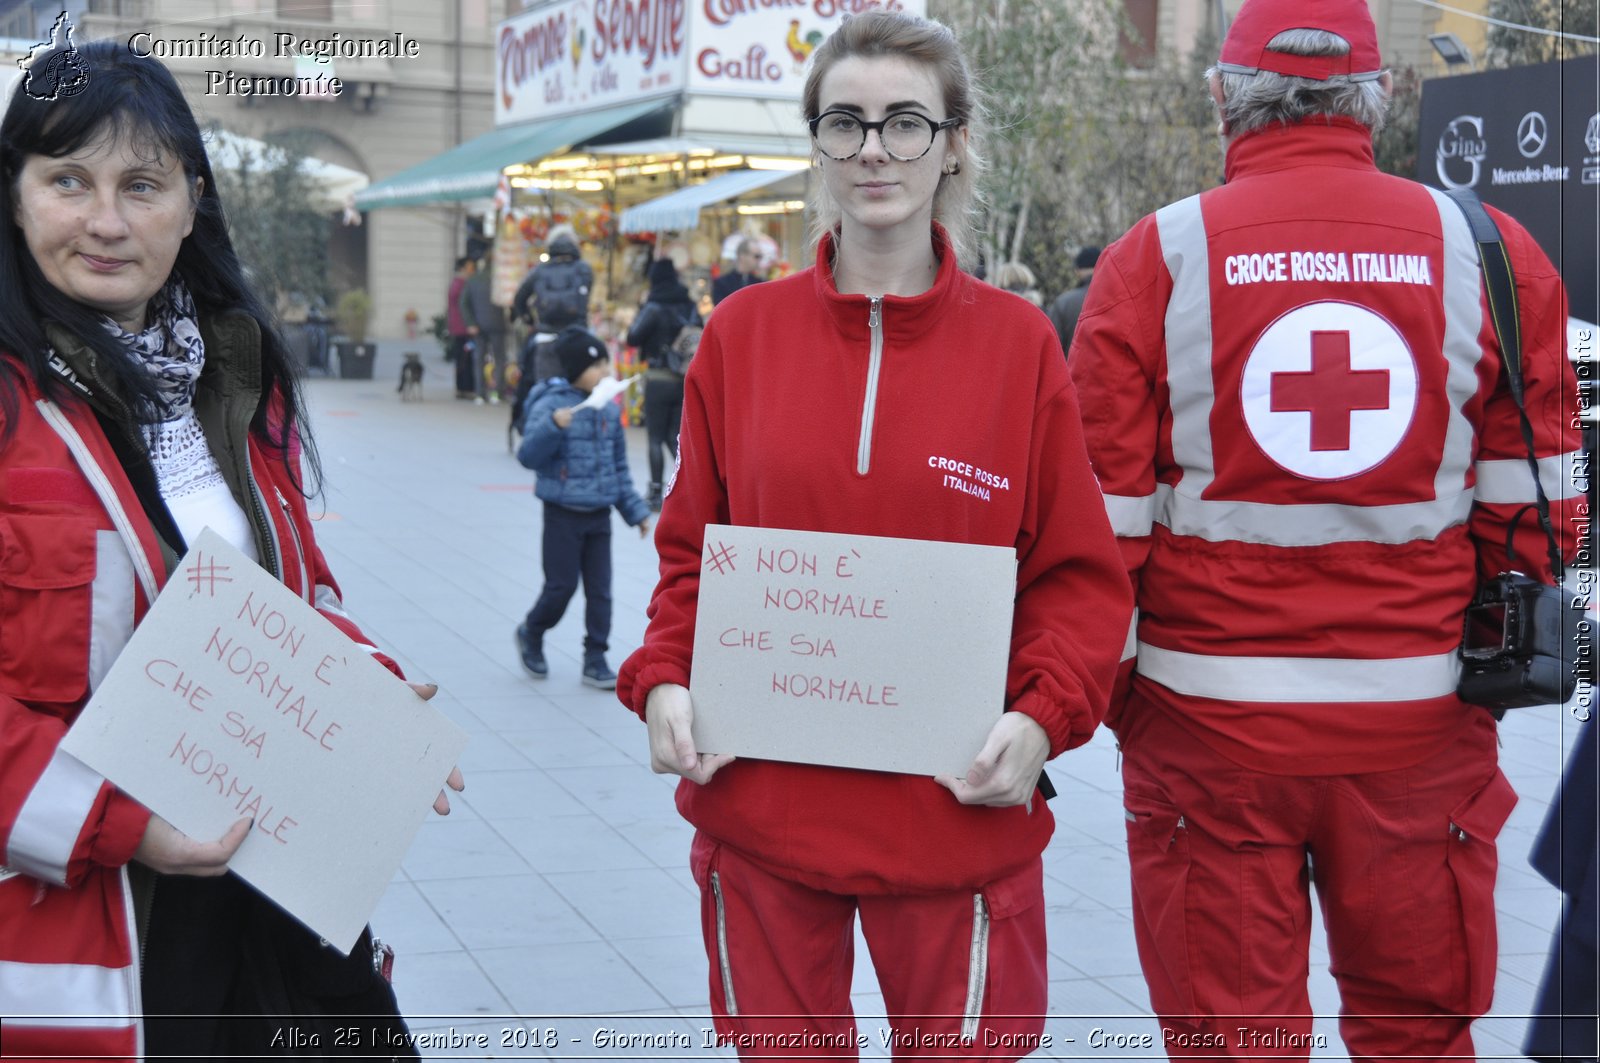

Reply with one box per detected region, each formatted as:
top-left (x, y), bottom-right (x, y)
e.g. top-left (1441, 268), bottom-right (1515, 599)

top-left (144, 410), bottom-right (259, 564)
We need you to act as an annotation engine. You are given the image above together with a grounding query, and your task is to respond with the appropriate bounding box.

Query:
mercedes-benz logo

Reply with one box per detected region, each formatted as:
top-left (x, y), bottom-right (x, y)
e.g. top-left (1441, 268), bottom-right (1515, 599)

top-left (1518, 112), bottom-right (1548, 158)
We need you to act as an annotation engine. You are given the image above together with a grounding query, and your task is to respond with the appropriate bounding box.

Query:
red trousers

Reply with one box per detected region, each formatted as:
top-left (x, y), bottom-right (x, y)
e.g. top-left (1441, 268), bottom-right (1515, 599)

top-left (1119, 705), bottom-right (1515, 1061)
top-left (689, 832), bottom-right (1050, 1062)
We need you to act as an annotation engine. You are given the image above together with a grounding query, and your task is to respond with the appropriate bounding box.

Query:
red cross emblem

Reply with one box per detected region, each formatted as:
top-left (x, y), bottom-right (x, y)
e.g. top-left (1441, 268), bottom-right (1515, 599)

top-left (1269, 331), bottom-right (1391, 451)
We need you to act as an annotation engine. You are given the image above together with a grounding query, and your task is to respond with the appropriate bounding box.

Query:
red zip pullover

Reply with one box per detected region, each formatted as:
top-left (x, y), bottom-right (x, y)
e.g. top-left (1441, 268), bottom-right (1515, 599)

top-left (619, 227), bottom-right (1132, 894)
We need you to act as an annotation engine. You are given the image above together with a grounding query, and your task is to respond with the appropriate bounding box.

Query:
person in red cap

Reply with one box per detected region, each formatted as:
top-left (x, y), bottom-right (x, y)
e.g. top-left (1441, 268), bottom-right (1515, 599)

top-left (1068, 0), bottom-right (1582, 1058)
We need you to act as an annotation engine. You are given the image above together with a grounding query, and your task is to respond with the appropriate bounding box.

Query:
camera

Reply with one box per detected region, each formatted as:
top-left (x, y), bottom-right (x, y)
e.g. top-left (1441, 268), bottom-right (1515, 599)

top-left (1458, 572), bottom-right (1590, 716)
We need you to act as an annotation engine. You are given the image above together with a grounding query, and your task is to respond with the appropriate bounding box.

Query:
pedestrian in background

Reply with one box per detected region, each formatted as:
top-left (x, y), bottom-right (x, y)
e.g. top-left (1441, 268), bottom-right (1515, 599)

top-left (1523, 713), bottom-right (1598, 1062)
top-left (710, 237), bottom-right (764, 306)
top-left (511, 222), bottom-right (594, 386)
top-left (515, 328), bottom-right (651, 690)
top-left (459, 253), bottom-right (507, 405)
top-left (618, 11), bottom-right (1130, 1056)
top-left (446, 255), bottom-right (477, 398)
top-left (1047, 244), bottom-right (1099, 353)
top-left (1069, 0), bottom-right (1580, 1056)
top-left (626, 257), bottom-right (700, 512)
top-left (990, 260), bottom-right (1043, 307)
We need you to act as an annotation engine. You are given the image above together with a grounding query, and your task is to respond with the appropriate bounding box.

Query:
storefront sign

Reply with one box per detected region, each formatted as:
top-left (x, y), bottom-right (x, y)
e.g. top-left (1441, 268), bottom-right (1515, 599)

top-left (688, 525), bottom-right (1015, 776)
top-left (686, 0), bottom-right (924, 100)
top-left (497, 0), bottom-right (690, 126)
top-left (1419, 58), bottom-right (1600, 322)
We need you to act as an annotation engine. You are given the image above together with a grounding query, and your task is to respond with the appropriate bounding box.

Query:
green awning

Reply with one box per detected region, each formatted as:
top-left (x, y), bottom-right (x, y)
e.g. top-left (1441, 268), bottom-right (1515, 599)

top-left (354, 98), bottom-right (672, 210)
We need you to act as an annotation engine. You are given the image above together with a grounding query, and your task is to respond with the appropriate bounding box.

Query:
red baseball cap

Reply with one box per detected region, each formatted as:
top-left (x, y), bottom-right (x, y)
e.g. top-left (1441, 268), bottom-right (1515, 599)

top-left (1219, 0), bottom-right (1384, 82)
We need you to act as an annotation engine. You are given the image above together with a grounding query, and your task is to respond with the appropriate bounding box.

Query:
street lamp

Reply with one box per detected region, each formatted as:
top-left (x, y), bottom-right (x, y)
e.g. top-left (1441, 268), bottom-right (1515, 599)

top-left (1428, 32), bottom-right (1476, 72)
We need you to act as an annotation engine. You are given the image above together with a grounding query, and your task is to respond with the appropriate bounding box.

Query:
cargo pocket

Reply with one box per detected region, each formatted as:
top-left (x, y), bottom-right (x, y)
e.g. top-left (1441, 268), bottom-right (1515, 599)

top-left (1124, 789), bottom-right (1196, 1018)
top-left (1445, 768), bottom-right (1517, 1014)
top-left (0, 515), bottom-right (98, 703)
top-left (689, 834), bottom-right (740, 1026)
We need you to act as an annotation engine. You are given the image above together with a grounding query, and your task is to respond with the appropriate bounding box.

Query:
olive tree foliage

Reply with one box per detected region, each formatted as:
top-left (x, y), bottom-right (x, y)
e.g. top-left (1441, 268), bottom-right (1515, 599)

top-left (1372, 61), bottom-right (1423, 179)
top-left (1483, 0), bottom-right (1598, 67)
top-left (210, 132), bottom-right (332, 316)
top-left (932, 0), bottom-right (1219, 299)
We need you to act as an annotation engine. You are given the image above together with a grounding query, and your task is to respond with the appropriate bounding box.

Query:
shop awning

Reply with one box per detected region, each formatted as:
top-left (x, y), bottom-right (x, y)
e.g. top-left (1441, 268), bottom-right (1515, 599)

top-left (619, 168), bottom-right (806, 233)
top-left (353, 99), bottom-right (672, 211)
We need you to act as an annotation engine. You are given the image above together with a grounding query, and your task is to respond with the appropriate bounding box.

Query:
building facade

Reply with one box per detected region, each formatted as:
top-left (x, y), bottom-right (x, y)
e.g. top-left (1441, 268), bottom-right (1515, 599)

top-left (0, 0), bottom-right (517, 341)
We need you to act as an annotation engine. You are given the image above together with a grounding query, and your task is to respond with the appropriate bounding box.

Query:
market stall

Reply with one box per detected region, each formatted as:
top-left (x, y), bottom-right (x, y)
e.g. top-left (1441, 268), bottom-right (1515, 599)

top-left (353, 0), bottom-right (924, 413)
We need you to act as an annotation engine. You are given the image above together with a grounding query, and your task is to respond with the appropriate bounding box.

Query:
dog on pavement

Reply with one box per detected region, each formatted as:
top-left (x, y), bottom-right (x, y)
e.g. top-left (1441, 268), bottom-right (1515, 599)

top-left (398, 352), bottom-right (424, 401)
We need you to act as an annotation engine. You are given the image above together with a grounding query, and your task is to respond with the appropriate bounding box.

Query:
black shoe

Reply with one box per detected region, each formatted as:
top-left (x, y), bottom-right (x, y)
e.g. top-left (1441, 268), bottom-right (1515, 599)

top-left (647, 484), bottom-right (663, 513)
top-left (515, 623), bottom-right (548, 679)
top-left (581, 657), bottom-right (617, 690)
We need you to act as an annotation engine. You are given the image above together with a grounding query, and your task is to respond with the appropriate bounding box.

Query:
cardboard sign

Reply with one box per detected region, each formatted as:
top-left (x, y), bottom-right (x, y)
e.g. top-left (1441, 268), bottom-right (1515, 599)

top-left (62, 529), bottom-right (468, 952)
top-left (689, 525), bottom-right (1016, 776)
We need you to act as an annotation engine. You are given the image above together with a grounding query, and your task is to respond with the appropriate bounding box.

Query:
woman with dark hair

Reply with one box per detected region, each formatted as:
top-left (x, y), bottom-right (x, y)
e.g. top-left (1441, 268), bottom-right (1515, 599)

top-left (0, 40), bottom-right (459, 1058)
top-left (626, 256), bottom-right (701, 511)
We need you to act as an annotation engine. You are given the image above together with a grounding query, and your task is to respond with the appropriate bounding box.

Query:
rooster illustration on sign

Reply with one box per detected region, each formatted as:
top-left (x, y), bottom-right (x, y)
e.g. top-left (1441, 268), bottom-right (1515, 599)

top-left (20, 12), bottom-right (89, 101)
top-left (785, 20), bottom-right (825, 72)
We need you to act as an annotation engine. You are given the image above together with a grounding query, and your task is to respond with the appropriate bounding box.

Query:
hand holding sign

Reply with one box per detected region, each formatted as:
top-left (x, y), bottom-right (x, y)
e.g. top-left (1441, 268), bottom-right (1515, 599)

top-left (645, 683), bottom-right (734, 785)
top-left (409, 681), bottom-right (468, 814)
top-left (935, 711), bottom-right (1049, 810)
top-left (134, 814), bottom-right (250, 876)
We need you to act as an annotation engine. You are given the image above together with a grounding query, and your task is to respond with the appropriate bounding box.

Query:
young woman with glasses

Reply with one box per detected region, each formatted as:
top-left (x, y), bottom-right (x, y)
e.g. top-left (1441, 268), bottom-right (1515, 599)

top-left (617, 12), bottom-right (1131, 1057)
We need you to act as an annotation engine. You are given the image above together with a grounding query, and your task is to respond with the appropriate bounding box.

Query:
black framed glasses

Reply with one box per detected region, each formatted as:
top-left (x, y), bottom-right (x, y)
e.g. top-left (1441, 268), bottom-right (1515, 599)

top-left (808, 110), bottom-right (962, 162)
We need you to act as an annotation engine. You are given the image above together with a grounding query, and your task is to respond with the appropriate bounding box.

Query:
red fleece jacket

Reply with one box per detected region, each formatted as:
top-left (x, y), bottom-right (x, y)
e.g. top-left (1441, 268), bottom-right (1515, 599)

top-left (618, 227), bottom-right (1133, 895)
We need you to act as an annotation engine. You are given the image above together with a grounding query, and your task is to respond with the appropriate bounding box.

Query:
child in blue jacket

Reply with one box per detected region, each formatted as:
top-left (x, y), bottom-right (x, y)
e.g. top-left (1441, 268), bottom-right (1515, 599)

top-left (515, 328), bottom-right (650, 688)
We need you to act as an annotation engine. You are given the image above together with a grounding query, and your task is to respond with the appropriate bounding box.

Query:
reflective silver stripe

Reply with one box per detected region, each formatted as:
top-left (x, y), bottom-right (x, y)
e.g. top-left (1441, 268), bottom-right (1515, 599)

top-left (122, 864), bottom-right (144, 1058)
top-left (709, 871), bottom-right (738, 1017)
top-left (1103, 492), bottom-right (1157, 538)
top-left (35, 400), bottom-right (158, 604)
top-left (1429, 186), bottom-right (1489, 505)
top-left (1121, 613), bottom-right (1138, 663)
top-left (89, 530), bottom-right (135, 693)
top-left (1155, 195), bottom-right (1218, 498)
top-left (7, 751), bottom-right (103, 885)
top-left (857, 298), bottom-right (884, 475)
top-left (313, 585), bottom-right (381, 655)
top-left (314, 583), bottom-right (352, 622)
top-left (1476, 452), bottom-right (1585, 504)
top-left (1157, 482), bottom-right (1473, 546)
top-left (0, 958), bottom-right (135, 1018)
top-left (961, 893), bottom-right (990, 1044)
top-left (1136, 641), bottom-right (1461, 703)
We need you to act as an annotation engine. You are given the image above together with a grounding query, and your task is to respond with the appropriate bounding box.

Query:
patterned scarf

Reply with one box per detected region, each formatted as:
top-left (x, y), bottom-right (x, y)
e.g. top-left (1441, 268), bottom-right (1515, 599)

top-left (105, 278), bottom-right (206, 424)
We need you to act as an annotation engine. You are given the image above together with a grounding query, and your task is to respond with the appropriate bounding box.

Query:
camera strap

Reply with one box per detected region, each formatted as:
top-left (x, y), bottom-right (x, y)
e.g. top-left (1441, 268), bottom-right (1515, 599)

top-left (1445, 187), bottom-right (1565, 583)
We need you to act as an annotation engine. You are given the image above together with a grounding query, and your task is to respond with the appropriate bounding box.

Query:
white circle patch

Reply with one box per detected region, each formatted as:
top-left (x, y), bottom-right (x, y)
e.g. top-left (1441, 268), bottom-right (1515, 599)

top-left (1240, 301), bottom-right (1418, 480)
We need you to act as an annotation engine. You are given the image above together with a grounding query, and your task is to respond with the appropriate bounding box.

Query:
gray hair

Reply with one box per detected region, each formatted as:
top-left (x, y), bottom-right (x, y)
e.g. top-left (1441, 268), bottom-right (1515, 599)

top-left (801, 11), bottom-right (987, 270)
top-left (1209, 29), bottom-right (1389, 137)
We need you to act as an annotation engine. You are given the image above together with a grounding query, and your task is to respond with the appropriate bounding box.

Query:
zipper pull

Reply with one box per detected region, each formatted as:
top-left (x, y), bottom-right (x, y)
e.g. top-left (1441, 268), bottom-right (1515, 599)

top-left (868, 297), bottom-right (882, 330)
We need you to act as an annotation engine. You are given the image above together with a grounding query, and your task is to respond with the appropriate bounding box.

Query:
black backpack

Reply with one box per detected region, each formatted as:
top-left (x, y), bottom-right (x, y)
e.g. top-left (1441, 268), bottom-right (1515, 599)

top-left (532, 258), bottom-right (592, 329)
top-left (667, 311), bottom-right (703, 375)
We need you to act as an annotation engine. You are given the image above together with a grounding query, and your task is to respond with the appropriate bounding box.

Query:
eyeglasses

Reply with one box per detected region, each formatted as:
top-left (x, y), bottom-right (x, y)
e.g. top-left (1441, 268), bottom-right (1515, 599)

top-left (808, 110), bottom-right (962, 162)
